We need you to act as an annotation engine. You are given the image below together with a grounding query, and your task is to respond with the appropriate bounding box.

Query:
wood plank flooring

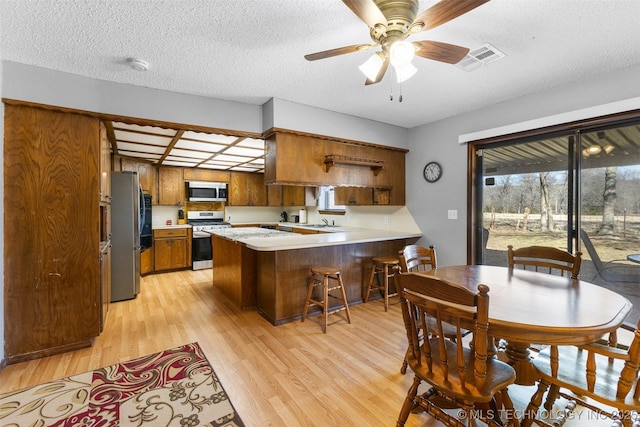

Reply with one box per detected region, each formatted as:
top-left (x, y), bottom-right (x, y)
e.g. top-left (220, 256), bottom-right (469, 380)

top-left (0, 270), bottom-right (615, 426)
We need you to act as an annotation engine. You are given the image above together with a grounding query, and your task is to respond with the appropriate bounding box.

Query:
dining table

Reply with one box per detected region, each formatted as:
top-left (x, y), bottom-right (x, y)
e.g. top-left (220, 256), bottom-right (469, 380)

top-left (424, 265), bottom-right (633, 386)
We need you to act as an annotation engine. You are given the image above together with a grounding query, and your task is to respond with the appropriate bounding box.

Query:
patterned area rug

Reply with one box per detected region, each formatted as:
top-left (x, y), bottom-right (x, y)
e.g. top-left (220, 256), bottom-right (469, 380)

top-left (0, 342), bottom-right (244, 426)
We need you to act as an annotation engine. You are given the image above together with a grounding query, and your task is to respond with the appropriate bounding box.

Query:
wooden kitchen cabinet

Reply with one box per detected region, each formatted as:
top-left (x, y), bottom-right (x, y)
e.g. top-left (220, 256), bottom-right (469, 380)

top-left (373, 188), bottom-right (391, 205)
top-left (119, 157), bottom-right (158, 204)
top-left (140, 247), bottom-right (154, 275)
top-left (158, 167), bottom-right (185, 205)
top-left (267, 185), bottom-right (313, 206)
top-left (4, 104), bottom-right (101, 363)
top-left (229, 172), bottom-right (267, 206)
top-left (99, 122), bottom-right (111, 203)
top-left (183, 168), bottom-right (230, 182)
top-left (335, 186), bottom-right (374, 205)
top-left (153, 228), bottom-right (191, 271)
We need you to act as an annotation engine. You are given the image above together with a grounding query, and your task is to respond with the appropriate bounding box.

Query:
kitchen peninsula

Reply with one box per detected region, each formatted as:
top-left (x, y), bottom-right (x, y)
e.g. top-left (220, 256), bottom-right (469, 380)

top-left (210, 226), bottom-right (421, 325)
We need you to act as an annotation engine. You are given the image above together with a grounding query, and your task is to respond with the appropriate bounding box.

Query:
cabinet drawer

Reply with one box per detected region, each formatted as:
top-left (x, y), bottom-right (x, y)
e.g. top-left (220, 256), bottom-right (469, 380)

top-left (154, 228), bottom-right (188, 238)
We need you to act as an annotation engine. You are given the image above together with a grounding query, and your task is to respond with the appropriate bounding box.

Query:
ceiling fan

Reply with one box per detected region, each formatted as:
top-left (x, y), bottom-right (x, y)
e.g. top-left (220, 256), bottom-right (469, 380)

top-left (305, 0), bottom-right (490, 85)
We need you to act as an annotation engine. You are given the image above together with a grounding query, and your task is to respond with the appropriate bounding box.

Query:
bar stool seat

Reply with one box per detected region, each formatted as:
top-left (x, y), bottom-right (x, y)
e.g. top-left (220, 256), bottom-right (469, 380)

top-left (364, 256), bottom-right (400, 311)
top-left (301, 266), bottom-right (351, 333)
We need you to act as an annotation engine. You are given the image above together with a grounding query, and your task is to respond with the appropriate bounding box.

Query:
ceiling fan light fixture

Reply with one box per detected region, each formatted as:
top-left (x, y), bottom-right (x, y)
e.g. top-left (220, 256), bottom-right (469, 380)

top-left (359, 53), bottom-right (384, 81)
top-left (604, 144), bottom-right (615, 154)
top-left (389, 40), bottom-right (415, 67)
top-left (394, 62), bottom-right (417, 83)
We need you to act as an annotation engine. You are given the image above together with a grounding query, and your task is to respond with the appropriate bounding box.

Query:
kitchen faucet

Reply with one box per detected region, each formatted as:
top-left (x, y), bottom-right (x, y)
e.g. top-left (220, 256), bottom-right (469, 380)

top-left (322, 218), bottom-right (329, 226)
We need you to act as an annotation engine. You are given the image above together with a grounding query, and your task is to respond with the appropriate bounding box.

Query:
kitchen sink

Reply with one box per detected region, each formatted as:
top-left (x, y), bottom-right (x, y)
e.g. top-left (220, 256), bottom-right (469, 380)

top-left (297, 224), bottom-right (330, 228)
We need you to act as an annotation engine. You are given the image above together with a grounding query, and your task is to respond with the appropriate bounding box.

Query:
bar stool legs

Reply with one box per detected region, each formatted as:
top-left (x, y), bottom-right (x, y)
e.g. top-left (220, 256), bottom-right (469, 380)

top-left (301, 266), bottom-right (351, 333)
top-left (364, 256), bottom-right (400, 312)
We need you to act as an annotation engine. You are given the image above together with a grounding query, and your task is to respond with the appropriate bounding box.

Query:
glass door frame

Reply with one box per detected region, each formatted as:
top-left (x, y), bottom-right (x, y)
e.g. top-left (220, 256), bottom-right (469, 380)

top-left (466, 109), bottom-right (640, 265)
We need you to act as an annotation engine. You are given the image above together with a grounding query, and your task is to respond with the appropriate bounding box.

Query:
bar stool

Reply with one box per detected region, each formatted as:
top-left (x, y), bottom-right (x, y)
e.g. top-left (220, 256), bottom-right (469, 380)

top-left (364, 256), bottom-right (400, 311)
top-left (301, 266), bottom-right (351, 333)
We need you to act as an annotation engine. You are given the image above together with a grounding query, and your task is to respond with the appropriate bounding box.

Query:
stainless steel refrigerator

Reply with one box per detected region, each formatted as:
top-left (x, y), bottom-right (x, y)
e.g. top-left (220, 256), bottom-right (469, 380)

top-left (111, 171), bottom-right (141, 301)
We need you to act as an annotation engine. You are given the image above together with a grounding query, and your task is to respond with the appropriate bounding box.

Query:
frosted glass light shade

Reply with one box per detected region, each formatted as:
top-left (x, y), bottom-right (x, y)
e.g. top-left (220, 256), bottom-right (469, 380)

top-left (394, 63), bottom-right (417, 83)
top-left (359, 53), bottom-right (384, 80)
top-left (389, 40), bottom-right (415, 67)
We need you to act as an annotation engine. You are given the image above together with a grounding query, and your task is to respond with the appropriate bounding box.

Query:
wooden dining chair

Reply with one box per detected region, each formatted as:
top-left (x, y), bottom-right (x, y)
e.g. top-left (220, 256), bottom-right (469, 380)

top-left (398, 244), bottom-right (437, 273)
top-left (522, 319), bottom-right (640, 427)
top-left (507, 245), bottom-right (582, 279)
top-left (397, 245), bottom-right (442, 375)
top-left (395, 272), bottom-right (517, 427)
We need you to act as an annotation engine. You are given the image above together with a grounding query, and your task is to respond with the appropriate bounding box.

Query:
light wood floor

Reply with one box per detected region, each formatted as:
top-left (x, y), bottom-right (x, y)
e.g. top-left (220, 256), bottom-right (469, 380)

top-left (0, 270), bottom-right (614, 426)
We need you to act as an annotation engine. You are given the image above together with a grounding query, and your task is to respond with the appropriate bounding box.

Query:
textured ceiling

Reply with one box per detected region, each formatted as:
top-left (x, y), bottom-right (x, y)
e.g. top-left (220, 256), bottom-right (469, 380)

top-left (1, 0), bottom-right (640, 130)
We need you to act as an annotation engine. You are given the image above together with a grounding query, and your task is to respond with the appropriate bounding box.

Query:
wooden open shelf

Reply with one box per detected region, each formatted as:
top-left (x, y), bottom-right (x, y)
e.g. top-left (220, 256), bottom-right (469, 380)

top-left (324, 154), bottom-right (384, 176)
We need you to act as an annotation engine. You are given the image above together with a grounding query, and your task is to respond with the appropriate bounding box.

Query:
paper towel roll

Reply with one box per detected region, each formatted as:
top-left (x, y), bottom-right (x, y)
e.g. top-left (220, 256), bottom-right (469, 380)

top-left (299, 209), bottom-right (307, 224)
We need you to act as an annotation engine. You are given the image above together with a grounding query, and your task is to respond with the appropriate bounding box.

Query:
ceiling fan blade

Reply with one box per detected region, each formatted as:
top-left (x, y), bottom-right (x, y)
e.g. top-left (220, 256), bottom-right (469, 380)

top-left (305, 44), bottom-right (374, 61)
top-left (414, 40), bottom-right (470, 64)
top-left (412, 0), bottom-right (490, 32)
top-left (365, 56), bottom-right (389, 85)
top-left (342, 0), bottom-right (387, 29)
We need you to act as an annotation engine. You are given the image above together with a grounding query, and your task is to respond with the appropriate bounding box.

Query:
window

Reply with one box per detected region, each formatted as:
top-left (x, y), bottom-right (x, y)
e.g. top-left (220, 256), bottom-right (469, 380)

top-left (318, 186), bottom-right (346, 214)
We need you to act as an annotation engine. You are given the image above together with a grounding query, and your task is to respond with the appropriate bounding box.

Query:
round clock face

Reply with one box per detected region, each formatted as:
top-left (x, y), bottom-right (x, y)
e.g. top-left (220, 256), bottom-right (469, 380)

top-left (423, 161), bottom-right (442, 183)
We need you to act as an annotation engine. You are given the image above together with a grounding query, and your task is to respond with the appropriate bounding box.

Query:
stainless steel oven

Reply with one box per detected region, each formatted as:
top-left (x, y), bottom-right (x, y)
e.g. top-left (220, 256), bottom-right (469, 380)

top-left (188, 211), bottom-right (231, 270)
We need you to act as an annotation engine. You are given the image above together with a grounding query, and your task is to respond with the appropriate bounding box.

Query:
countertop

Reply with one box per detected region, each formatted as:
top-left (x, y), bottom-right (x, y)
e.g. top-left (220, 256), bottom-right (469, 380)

top-left (208, 226), bottom-right (421, 251)
top-left (152, 224), bottom-right (192, 230)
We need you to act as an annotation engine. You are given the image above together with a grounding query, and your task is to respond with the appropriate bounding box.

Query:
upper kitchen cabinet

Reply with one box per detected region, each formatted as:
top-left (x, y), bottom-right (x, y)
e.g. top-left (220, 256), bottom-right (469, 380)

top-left (158, 166), bottom-right (185, 205)
top-left (267, 185), bottom-right (313, 207)
top-left (183, 168), bottom-right (230, 183)
top-left (264, 130), bottom-right (407, 205)
top-left (99, 122), bottom-right (111, 203)
top-left (119, 157), bottom-right (158, 203)
top-left (334, 186), bottom-right (391, 206)
top-left (4, 103), bottom-right (101, 363)
top-left (229, 171), bottom-right (267, 206)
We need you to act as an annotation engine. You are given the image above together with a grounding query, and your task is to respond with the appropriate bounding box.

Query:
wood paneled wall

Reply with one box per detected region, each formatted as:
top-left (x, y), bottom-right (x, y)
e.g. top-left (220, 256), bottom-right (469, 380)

top-left (4, 104), bottom-right (100, 363)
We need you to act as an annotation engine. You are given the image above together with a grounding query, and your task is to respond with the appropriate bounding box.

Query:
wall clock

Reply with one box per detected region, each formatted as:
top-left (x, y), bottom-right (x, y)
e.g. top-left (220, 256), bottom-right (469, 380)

top-left (423, 161), bottom-right (442, 183)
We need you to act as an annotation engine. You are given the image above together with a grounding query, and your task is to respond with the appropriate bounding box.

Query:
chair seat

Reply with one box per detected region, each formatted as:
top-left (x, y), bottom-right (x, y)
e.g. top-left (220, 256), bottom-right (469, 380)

top-left (407, 339), bottom-right (516, 403)
top-left (372, 256), bottom-right (400, 265)
top-left (532, 345), bottom-right (640, 410)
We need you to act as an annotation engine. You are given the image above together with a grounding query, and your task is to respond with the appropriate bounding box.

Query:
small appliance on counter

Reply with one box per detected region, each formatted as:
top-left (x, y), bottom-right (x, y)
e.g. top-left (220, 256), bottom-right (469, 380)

top-left (291, 215), bottom-right (299, 223)
top-left (280, 211), bottom-right (288, 222)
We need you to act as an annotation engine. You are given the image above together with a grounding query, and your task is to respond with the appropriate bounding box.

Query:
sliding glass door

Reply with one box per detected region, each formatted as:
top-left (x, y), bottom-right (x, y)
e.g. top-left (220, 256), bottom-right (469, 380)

top-left (471, 118), bottom-right (640, 325)
top-left (474, 134), bottom-right (574, 265)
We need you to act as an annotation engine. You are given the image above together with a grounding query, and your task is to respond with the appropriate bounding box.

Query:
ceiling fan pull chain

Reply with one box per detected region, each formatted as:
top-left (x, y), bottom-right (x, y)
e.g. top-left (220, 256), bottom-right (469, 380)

top-left (399, 84), bottom-right (403, 103)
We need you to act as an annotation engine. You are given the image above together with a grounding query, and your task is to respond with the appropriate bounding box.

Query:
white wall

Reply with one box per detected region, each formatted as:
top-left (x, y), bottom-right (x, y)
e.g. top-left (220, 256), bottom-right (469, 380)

top-left (406, 63), bottom-right (640, 267)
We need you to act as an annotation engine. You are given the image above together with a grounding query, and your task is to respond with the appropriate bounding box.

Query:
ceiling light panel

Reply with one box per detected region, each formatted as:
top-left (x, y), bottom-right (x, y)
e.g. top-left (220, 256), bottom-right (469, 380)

top-left (115, 130), bottom-right (173, 146)
top-left (168, 148), bottom-right (214, 159)
top-left (182, 131), bottom-right (238, 144)
top-left (223, 146), bottom-right (264, 157)
top-left (213, 154), bottom-right (255, 163)
top-left (117, 142), bottom-right (168, 154)
top-left (230, 166), bottom-right (263, 172)
top-left (161, 160), bottom-right (199, 167)
top-left (118, 151), bottom-right (162, 160)
top-left (113, 122), bottom-right (176, 136)
top-left (237, 138), bottom-right (265, 149)
top-left (174, 139), bottom-right (226, 151)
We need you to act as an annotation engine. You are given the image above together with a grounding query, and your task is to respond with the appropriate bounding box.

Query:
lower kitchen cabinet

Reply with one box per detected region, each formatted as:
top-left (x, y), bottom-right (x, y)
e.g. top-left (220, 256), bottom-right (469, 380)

top-left (153, 228), bottom-right (192, 271)
top-left (140, 247), bottom-right (154, 275)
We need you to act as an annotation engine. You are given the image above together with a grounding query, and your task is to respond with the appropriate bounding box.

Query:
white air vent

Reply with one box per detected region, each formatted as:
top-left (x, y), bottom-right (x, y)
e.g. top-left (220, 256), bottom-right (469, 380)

top-left (457, 43), bottom-right (506, 72)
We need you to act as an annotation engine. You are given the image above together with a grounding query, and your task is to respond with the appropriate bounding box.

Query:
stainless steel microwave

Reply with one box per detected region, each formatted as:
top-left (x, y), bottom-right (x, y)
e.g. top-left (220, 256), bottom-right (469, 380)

top-left (186, 181), bottom-right (228, 202)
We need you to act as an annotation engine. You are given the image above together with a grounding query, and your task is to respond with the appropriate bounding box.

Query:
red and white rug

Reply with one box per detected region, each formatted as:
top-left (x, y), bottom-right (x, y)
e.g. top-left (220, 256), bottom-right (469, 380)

top-left (0, 342), bottom-right (244, 426)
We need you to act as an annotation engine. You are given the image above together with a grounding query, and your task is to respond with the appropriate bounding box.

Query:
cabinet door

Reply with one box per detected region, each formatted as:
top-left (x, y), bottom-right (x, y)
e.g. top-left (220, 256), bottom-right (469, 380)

top-left (267, 184), bottom-right (283, 206)
top-left (4, 105), bottom-right (100, 362)
top-left (282, 186), bottom-right (305, 206)
top-left (140, 247), bottom-right (154, 275)
top-left (229, 172), bottom-right (267, 206)
top-left (373, 188), bottom-right (391, 205)
top-left (158, 167), bottom-right (184, 205)
top-left (99, 122), bottom-right (111, 203)
top-left (154, 239), bottom-right (173, 271)
top-left (120, 158), bottom-right (158, 204)
top-left (334, 187), bottom-right (373, 205)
